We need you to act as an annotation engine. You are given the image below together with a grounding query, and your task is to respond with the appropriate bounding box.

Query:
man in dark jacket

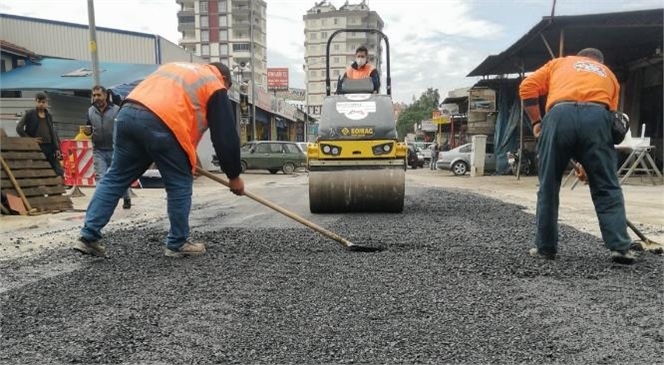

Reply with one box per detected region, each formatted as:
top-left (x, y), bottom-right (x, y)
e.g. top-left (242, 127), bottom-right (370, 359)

top-left (84, 85), bottom-right (132, 209)
top-left (15, 92), bottom-right (63, 177)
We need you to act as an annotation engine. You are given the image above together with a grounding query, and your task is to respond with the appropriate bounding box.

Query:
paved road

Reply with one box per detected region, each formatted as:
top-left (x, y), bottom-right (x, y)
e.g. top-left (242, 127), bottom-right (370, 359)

top-left (1, 170), bottom-right (662, 364)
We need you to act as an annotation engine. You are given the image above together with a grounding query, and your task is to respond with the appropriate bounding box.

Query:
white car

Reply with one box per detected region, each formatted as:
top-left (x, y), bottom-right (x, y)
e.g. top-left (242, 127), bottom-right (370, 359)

top-left (436, 142), bottom-right (496, 175)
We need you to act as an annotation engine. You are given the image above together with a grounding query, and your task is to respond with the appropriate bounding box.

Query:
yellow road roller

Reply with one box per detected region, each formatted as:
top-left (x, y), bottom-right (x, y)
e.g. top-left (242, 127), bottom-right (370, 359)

top-left (308, 29), bottom-right (407, 213)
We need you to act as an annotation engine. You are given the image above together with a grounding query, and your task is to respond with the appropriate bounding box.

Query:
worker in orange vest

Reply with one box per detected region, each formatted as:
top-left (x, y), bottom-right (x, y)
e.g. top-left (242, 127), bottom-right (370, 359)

top-left (73, 62), bottom-right (244, 259)
top-left (336, 45), bottom-right (380, 94)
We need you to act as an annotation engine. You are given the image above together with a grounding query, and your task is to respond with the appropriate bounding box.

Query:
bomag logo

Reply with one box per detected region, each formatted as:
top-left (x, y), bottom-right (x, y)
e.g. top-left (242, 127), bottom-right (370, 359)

top-left (341, 127), bottom-right (374, 136)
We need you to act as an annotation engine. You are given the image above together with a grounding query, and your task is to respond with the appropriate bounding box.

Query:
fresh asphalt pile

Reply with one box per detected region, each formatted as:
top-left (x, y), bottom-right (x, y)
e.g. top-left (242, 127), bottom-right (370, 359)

top-left (1, 187), bottom-right (662, 364)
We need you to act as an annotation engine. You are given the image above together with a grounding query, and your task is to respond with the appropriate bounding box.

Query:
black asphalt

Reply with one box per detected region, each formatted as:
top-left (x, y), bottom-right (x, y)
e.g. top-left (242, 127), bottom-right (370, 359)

top-left (1, 188), bottom-right (662, 364)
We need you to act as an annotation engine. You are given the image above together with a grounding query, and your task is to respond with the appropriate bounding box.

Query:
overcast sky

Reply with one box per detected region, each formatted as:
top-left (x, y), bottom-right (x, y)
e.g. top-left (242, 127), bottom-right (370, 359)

top-left (1, 0), bottom-right (661, 102)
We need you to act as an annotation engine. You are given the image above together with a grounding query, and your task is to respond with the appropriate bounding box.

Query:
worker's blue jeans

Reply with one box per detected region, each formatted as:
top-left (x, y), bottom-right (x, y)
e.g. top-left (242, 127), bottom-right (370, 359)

top-left (93, 149), bottom-right (131, 200)
top-left (80, 106), bottom-right (193, 251)
top-left (535, 103), bottom-right (631, 256)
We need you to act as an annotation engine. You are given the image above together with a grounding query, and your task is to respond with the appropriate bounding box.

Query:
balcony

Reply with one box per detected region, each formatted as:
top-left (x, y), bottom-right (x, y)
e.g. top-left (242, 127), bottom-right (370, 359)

top-left (179, 37), bottom-right (198, 45)
top-left (232, 20), bottom-right (251, 29)
top-left (177, 8), bottom-right (194, 17)
top-left (177, 22), bottom-right (194, 32)
top-left (231, 5), bottom-right (250, 14)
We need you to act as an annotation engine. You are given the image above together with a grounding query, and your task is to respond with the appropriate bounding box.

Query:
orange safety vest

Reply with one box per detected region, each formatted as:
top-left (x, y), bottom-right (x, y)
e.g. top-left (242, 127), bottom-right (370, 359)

top-left (126, 63), bottom-right (227, 173)
top-left (345, 63), bottom-right (375, 80)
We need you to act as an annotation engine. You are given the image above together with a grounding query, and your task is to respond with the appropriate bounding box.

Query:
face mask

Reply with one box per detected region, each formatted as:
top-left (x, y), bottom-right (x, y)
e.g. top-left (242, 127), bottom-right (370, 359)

top-left (356, 58), bottom-right (366, 66)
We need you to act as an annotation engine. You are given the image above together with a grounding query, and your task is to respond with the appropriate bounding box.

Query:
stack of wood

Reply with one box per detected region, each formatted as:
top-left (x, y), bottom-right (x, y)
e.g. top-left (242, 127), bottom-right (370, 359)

top-left (1, 133), bottom-right (73, 215)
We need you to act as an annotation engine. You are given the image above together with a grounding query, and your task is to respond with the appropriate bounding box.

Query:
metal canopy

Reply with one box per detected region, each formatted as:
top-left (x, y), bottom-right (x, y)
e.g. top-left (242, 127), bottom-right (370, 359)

top-left (468, 8), bottom-right (663, 77)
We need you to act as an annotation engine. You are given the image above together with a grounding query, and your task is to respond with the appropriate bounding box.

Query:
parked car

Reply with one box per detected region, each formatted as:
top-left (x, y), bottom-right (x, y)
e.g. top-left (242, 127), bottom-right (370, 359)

top-left (297, 142), bottom-right (309, 156)
top-left (212, 140), bottom-right (306, 174)
top-left (407, 145), bottom-right (425, 169)
top-left (436, 142), bottom-right (496, 175)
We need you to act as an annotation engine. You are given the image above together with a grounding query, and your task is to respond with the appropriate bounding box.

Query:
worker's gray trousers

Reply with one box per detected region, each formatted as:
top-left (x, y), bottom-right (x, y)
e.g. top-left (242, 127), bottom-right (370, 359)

top-left (535, 102), bottom-right (631, 256)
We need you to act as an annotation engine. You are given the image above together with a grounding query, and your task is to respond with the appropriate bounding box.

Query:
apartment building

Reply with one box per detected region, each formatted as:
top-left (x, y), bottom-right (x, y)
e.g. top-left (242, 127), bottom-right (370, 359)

top-left (176, 0), bottom-right (268, 89)
top-left (303, 0), bottom-right (384, 118)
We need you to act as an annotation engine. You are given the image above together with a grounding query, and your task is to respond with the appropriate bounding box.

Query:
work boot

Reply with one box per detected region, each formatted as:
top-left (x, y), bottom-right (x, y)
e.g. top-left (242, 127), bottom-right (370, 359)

top-left (610, 249), bottom-right (636, 265)
top-left (73, 237), bottom-right (107, 258)
top-left (164, 242), bottom-right (206, 258)
top-left (122, 198), bottom-right (131, 209)
top-left (529, 247), bottom-right (556, 260)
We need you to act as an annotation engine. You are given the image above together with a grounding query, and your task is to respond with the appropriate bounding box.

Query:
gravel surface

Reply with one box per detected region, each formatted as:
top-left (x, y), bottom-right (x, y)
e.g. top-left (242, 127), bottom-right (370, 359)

top-left (1, 187), bottom-right (662, 364)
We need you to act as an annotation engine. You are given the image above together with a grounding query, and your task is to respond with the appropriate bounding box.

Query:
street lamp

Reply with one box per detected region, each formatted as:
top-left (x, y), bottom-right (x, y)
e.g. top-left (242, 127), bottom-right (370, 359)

top-left (233, 61), bottom-right (256, 141)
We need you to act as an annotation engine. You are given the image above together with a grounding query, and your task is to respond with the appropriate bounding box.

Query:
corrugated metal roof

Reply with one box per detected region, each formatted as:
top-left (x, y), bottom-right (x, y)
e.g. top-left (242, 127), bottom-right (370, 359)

top-left (468, 8), bottom-right (664, 77)
top-left (0, 58), bottom-right (158, 91)
top-left (0, 13), bottom-right (156, 38)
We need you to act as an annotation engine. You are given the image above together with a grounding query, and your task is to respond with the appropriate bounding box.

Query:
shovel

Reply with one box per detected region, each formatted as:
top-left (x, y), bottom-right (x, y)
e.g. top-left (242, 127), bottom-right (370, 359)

top-left (196, 167), bottom-right (383, 253)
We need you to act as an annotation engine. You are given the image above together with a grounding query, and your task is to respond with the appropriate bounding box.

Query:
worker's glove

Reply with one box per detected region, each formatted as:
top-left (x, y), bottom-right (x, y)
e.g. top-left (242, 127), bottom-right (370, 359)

top-left (574, 163), bottom-right (587, 182)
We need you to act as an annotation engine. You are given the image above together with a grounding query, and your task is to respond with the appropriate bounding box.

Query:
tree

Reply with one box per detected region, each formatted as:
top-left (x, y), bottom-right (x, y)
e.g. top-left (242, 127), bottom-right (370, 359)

top-left (396, 88), bottom-right (440, 140)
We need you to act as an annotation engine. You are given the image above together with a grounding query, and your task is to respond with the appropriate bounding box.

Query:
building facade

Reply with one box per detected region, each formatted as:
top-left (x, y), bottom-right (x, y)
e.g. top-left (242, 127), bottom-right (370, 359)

top-left (176, 0), bottom-right (267, 90)
top-left (0, 13), bottom-right (202, 65)
top-left (303, 0), bottom-right (384, 119)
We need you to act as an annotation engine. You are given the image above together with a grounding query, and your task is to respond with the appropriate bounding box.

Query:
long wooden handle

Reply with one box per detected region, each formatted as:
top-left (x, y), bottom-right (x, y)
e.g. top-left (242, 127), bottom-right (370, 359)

top-left (196, 167), bottom-right (353, 248)
top-left (0, 155), bottom-right (33, 212)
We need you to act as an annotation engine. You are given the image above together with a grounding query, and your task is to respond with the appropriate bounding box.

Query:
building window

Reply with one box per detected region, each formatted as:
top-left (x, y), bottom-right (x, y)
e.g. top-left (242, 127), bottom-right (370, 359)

top-left (321, 31), bottom-right (328, 40)
top-left (219, 44), bottom-right (229, 55)
top-left (309, 32), bottom-right (317, 40)
top-left (233, 43), bottom-right (250, 51)
top-left (333, 44), bottom-right (339, 51)
top-left (219, 30), bottom-right (228, 40)
top-left (333, 57), bottom-right (339, 64)
top-left (200, 1), bottom-right (208, 13)
top-left (201, 30), bottom-right (209, 42)
top-left (202, 44), bottom-right (210, 56)
top-left (321, 18), bottom-right (327, 26)
top-left (334, 18), bottom-right (338, 25)
top-left (218, 0), bottom-right (227, 12)
top-left (219, 15), bottom-right (228, 27)
top-left (200, 15), bottom-right (209, 28)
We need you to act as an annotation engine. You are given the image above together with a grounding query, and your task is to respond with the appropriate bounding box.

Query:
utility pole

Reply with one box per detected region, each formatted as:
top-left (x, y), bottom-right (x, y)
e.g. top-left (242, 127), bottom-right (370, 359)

top-left (87, 0), bottom-right (101, 86)
top-left (249, 0), bottom-right (257, 141)
top-left (303, 64), bottom-right (308, 142)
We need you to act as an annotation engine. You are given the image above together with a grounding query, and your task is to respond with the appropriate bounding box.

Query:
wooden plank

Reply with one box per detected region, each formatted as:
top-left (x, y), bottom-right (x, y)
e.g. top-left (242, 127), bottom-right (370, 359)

top-left (6, 193), bottom-right (27, 215)
top-left (1, 169), bottom-right (57, 178)
top-left (3, 185), bottom-right (67, 197)
top-left (0, 154), bottom-right (34, 211)
top-left (1, 177), bottom-right (63, 188)
top-left (2, 152), bottom-right (48, 160)
top-left (28, 195), bottom-right (73, 211)
top-left (0, 137), bottom-right (42, 152)
top-left (6, 160), bottom-right (52, 170)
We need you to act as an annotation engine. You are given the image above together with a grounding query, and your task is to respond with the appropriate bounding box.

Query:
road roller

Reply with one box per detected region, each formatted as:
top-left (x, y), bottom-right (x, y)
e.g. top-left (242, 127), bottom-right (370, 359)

top-left (308, 28), bottom-right (407, 213)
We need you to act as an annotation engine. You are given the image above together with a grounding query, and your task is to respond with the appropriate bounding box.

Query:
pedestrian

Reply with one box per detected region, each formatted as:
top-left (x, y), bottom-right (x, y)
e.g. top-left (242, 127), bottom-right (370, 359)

top-left (519, 47), bottom-right (634, 264)
top-left (430, 142), bottom-right (439, 170)
top-left (83, 85), bottom-right (132, 209)
top-left (15, 92), bottom-right (64, 177)
top-left (73, 62), bottom-right (245, 258)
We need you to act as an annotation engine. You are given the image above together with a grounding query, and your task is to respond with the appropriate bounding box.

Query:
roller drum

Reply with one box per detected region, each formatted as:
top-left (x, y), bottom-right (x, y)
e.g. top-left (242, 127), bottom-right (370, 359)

top-left (309, 168), bottom-right (405, 213)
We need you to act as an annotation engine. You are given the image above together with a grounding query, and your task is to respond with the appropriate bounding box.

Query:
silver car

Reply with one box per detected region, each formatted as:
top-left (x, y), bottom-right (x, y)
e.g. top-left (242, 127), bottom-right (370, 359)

top-left (436, 142), bottom-right (496, 175)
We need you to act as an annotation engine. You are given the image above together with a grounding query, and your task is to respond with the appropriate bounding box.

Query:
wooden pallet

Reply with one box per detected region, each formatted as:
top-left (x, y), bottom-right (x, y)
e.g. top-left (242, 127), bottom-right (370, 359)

top-left (1, 136), bottom-right (73, 214)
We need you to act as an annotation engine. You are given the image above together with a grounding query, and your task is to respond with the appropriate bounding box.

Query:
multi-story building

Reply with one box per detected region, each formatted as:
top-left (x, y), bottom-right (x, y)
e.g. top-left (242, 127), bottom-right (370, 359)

top-left (303, 0), bottom-right (384, 119)
top-left (176, 0), bottom-right (267, 89)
